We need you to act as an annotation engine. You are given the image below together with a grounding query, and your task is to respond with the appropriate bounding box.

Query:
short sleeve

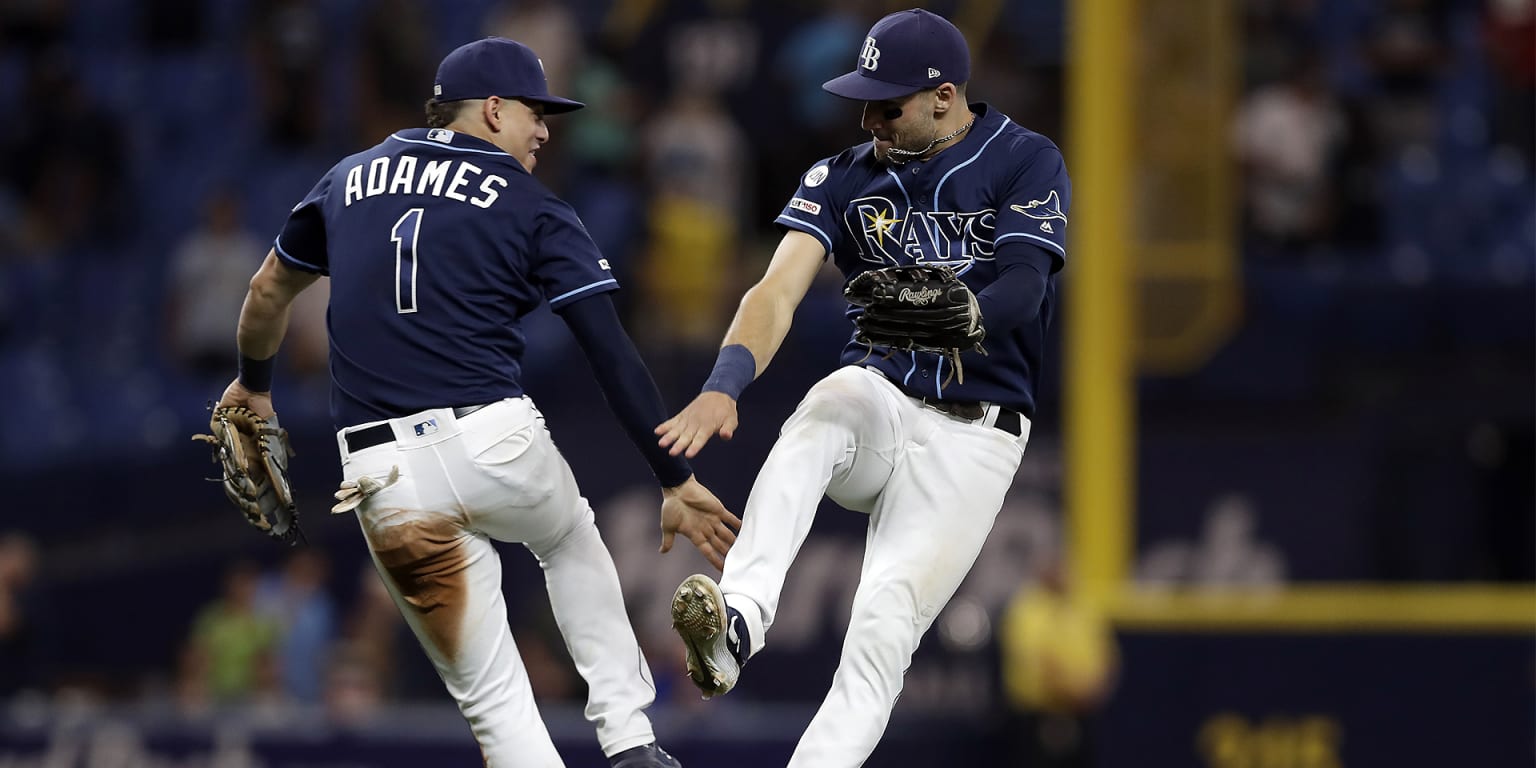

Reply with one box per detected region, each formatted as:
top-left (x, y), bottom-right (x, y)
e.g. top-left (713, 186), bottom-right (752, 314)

top-left (773, 158), bottom-right (842, 258)
top-left (274, 174), bottom-right (332, 275)
top-left (531, 196), bottom-right (619, 309)
top-left (993, 146), bottom-right (1070, 266)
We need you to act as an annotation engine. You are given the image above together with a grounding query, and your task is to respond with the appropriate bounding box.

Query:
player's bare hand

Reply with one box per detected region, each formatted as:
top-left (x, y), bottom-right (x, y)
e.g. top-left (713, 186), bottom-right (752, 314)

top-left (659, 476), bottom-right (742, 571)
top-left (655, 392), bottom-right (740, 459)
top-left (216, 379), bottom-right (276, 420)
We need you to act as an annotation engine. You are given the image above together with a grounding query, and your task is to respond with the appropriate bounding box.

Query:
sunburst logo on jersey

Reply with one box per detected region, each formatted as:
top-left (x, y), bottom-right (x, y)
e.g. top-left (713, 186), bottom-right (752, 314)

top-left (862, 207), bottom-right (903, 246)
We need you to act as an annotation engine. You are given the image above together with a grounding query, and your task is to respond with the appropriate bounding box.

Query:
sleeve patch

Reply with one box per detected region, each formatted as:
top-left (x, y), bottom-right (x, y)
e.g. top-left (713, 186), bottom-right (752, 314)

top-left (789, 197), bottom-right (822, 215)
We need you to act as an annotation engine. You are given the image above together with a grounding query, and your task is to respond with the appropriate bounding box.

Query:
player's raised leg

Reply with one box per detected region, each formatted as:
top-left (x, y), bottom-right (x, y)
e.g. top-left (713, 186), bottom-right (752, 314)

top-left (672, 367), bottom-right (900, 697)
top-left (788, 414), bottom-right (1025, 767)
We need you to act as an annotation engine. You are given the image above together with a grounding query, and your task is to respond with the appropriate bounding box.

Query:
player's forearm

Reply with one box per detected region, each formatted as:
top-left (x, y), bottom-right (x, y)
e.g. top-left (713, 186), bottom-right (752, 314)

top-left (721, 282), bottom-right (798, 373)
top-left (973, 242), bottom-right (1057, 337)
top-left (717, 230), bottom-right (826, 375)
top-left (235, 289), bottom-right (295, 360)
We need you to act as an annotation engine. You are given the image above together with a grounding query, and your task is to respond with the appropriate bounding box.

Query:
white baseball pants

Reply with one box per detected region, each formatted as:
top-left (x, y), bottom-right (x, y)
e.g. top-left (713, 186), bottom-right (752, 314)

top-left (720, 366), bottom-right (1029, 767)
top-left (337, 397), bottom-right (659, 767)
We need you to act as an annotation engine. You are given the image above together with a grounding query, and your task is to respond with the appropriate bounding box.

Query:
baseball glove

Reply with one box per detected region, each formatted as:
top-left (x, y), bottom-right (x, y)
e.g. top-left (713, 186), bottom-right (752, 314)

top-left (193, 405), bottom-right (302, 544)
top-left (844, 264), bottom-right (986, 385)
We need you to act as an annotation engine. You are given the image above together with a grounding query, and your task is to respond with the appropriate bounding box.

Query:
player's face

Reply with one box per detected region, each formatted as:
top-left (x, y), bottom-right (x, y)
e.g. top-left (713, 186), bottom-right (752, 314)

top-left (495, 98), bottom-right (549, 172)
top-left (861, 89), bottom-right (939, 164)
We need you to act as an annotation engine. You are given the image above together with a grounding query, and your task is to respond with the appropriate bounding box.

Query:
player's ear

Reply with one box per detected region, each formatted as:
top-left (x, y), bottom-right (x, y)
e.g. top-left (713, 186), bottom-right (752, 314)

top-left (482, 96), bottom-right (502, 132)
top-left (934, 84), bottom-right (955, 115)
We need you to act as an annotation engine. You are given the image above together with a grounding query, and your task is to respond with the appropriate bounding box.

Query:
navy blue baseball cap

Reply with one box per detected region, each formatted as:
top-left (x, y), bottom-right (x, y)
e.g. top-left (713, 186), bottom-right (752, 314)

top-left (823, 9), bottom-right (971, 101)
top-left (433, 37), bottom-right (584, 113)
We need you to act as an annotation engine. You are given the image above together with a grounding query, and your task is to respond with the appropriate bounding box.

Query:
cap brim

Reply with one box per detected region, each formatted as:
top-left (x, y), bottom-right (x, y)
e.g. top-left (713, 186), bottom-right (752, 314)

top-left (527, 95), bottom-right (585, 114)
top-left (821, 70), bottom-right (922, 101)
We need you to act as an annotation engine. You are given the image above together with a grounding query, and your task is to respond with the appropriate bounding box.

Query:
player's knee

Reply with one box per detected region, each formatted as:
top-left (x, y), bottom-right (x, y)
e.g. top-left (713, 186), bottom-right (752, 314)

top-left (846, 584), bottom-right (922, 666)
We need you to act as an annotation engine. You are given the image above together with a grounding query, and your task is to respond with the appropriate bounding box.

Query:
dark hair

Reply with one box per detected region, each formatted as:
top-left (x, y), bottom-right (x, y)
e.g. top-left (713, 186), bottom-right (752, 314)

top-left (424, 98), bottom-right (471, 129)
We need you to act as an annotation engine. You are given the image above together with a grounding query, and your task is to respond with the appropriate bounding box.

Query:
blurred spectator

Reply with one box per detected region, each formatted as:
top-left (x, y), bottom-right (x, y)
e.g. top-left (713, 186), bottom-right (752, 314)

top-left (333, 565), bottom-right (445, 701)
top-left (254, 550), bottom-right (335, 705)
top-left (183, 561), bottom-right (281, 703)
top-left (1241, 0), bottom-right (1323, 86)
top-left (1, 56), bottom-right (129, 258)
top-left (324, 641), bottom-right (385, 725)
top-left (560, 55), bottom-right (646, 318)
top-left (638, 89), bottom-right (749, 351)
top-left (1139, 495), bottom-right (1288, 586)
top-left (356, 0), bottom-right (434, 146)
top-left (1484, 0), bottom-right (1536, 166)
top-left (0, 533), bottom-right (46, 695)
top-left (512, 614), bottom-right (579, 704)
top-left (1474, 421), bottom-right (1536, 581)
top-left (484, 0), bottom-right (585, 99)
top-left (138, 0), bottom-right (207, 52)
top-left (284, 275), bottom-right (331, 380)
top-left (1000, 558), bottom-right (1119, 768)
top-left (1234, 51), bottom-right (1348, 251)
top-left (1359, 0), bottom-right (1451, 152)
top-left (0, 0), bottom-right (69, 64)
top-left (165, 190), bottom-right (266, 376)
top-left (246, 0), bottom-right (327, 150)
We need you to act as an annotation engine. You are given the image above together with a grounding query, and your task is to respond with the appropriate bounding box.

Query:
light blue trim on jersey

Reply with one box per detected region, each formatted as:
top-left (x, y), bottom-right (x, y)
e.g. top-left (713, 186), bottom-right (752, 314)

top-left (388, 133), bottom-right (510, 157)
top-left (902, 351), bottom-right (917, 386)
top-left (995, 230), bottom-right (1067, 257)
top-left (934, 119), bottom-right (1011, 206)
top-left (549, 277), bottom-right (618, 304)
top-left (884, 167), bottom-right (914, 208)
top-left (934, 355), bottom-right (944, 398)
top-left (272, 236), bottom-right (324, 272)
top-left (776, 215), bottom-right (835, 255)
top-left (933, 119), bottom-right (1011, 271)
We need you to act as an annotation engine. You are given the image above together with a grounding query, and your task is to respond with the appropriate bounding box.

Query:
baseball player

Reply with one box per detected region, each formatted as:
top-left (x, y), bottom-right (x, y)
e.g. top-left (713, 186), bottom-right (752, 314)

top-left (656, 9), bottom-right (1068, 766)
top-left (211, 37), bottom-right (740, 768)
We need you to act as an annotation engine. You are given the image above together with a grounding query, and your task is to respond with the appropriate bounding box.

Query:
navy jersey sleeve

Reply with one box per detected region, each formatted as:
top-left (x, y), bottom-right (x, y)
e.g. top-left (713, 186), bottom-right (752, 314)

top-left (274, 173), bottom-right (332, 275)
top-left (531, 195), bottom-right (619, 309)
top-left (993, 145), bottom-right (1070, 268)
top-left (557, 294), bottom-right (694, 488)
top-left (772, 156), bottom-right (844, 258)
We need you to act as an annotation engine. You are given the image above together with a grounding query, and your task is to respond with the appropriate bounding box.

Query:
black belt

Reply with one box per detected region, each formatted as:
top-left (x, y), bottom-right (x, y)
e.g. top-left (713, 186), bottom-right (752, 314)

top-left (344, 404), bottom-right (489, 453)
top-left (920, 398), bottom-right (1023, 436)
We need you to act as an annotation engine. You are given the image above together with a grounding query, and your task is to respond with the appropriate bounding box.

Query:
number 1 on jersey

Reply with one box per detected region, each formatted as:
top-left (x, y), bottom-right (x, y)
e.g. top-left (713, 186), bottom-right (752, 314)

top-left (391, 208), bottom-right (424, 314)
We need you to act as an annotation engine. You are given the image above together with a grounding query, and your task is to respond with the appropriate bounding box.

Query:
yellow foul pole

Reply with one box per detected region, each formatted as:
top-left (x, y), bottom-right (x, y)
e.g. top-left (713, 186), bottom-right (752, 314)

top-left (1066, 0), bottom-right (1135, 603)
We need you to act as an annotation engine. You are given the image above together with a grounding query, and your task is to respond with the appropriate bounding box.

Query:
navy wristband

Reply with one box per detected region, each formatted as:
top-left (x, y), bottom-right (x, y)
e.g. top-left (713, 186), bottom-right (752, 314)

top-left (238, 354), bottom-right (275, 392)
top-left (702, 344), bottom-right (757, 400)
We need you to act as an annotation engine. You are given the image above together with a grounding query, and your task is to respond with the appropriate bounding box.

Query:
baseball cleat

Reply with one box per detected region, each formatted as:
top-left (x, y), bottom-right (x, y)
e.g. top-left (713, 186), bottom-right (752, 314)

top-left (608, 742), bottom-right (682, 768)
top-left (671, 574), bottom-right (745, 699)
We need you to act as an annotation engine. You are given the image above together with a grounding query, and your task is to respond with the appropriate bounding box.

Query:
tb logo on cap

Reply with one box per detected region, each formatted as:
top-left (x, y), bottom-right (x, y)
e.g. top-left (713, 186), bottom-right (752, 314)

top-left (859, 36), bottom-right (881, 71)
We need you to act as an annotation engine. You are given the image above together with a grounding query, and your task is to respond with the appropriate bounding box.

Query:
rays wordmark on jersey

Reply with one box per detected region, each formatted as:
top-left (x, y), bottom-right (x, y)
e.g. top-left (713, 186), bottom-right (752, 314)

top-left (845, 196), bottom-right (996, 267)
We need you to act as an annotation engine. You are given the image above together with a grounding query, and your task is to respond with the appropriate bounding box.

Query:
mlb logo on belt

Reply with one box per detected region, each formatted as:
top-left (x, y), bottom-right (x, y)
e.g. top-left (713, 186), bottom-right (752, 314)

top-left (414, 418), bottom-right (439, 436)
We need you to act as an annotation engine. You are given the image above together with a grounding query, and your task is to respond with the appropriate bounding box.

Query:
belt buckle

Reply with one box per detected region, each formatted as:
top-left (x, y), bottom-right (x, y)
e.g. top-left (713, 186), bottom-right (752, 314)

top-left (923, 398), bottom-right (984, 421)
top-left (948, 402), bottom-right (985, 420)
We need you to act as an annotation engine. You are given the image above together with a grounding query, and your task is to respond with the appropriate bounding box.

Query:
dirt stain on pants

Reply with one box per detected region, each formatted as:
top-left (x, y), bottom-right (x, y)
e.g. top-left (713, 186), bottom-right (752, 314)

top-left (365, 512), bottom-right (470, 663)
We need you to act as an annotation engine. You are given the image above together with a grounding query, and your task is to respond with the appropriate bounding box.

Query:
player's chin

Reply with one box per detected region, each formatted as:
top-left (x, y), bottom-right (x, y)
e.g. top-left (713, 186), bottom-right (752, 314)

top-left (524, 152), bottom-right (538, 171)
top-left (872, 140), bottom-right (893, 162)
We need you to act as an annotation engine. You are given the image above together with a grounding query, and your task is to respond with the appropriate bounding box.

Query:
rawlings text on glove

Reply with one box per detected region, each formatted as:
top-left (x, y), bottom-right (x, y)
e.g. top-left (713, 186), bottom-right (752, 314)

top-left (843, 265), bottom-right (986, 386)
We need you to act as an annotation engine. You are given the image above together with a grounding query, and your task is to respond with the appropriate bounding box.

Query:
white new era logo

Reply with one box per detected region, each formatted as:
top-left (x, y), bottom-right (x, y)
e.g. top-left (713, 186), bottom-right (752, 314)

top-left (928, 67), bottom-right (940, 78)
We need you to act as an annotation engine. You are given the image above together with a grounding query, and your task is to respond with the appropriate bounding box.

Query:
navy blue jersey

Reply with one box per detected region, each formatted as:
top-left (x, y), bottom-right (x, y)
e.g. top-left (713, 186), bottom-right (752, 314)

top-left (274, 128), bottom-right (618, 428)
top-left (774, 103), bottom-right (1068, 416)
